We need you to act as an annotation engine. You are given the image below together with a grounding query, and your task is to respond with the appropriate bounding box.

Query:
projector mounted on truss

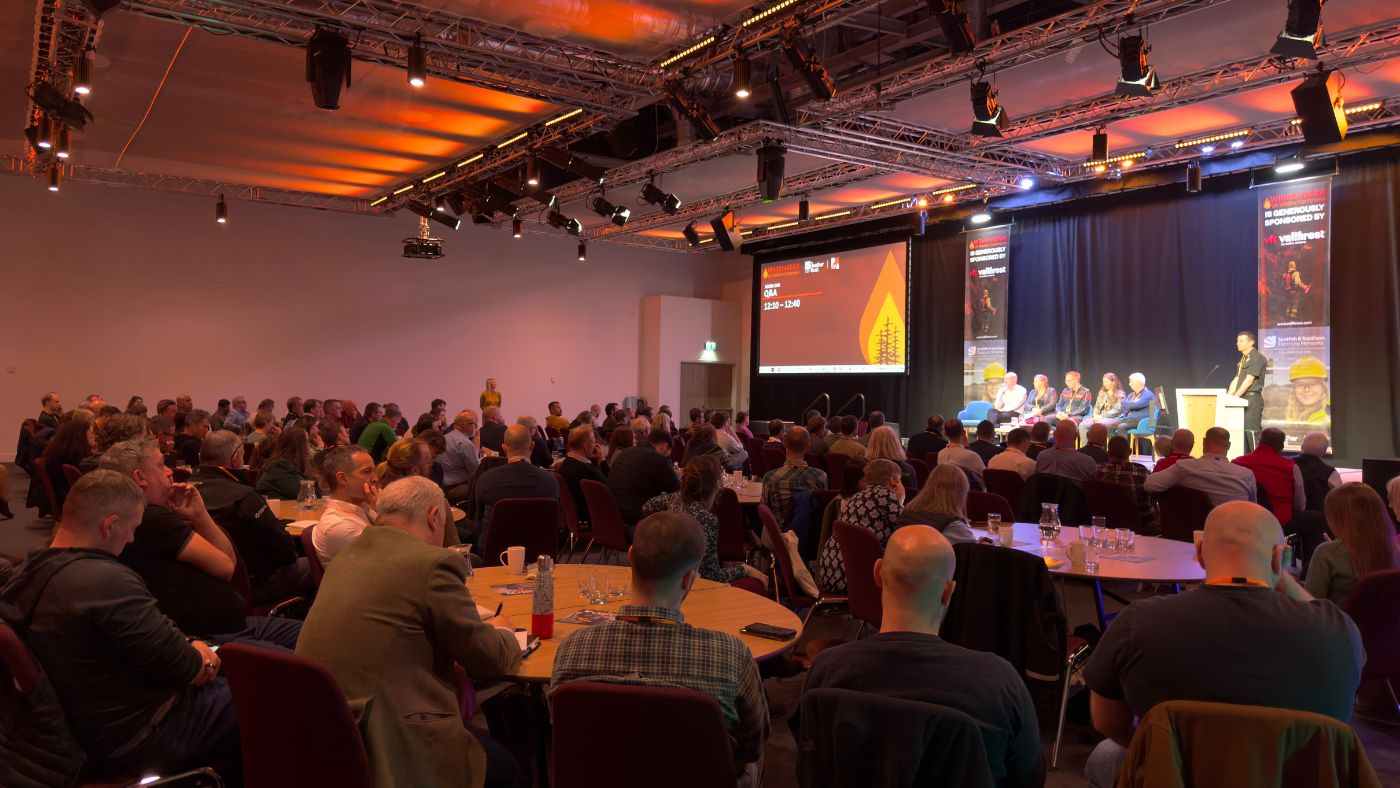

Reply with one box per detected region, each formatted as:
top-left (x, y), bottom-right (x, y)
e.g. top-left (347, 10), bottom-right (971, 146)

top-left (403, 217), bottom-right (444, 259)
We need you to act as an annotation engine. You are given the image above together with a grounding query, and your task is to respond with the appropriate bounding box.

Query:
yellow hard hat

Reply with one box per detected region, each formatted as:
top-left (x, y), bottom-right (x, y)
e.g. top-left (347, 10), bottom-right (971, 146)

top-left (982, 362), bottom-right (1007, 381)
top-left (1289, 355), bottom-right (1327, 381)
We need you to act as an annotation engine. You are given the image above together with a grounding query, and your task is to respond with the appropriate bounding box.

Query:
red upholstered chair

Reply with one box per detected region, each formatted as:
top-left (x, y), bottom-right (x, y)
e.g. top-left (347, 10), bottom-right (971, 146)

top-left (482, 498), bottom-right (561, 566)
top-left (228, 546), bottom-right (303, 617)
top-left (1155, 486), bottom-right (1214, 543)
top-left (551, 682), bottom-right (737, 788)
top-left (1343, 568), bottom-right (1400, 712)
top-left (1082, 479), bottom-right (1145, 532)
top-left (804, 452), bottom-right (825, 473)
top-left (553, 471), bottom-right (591, 561)
top-left (834, 521), bottom-right (884, 633)
top-left (61, 463), bottom-right (82, 485)
top-left (984, 468), bottom-right (1025, 510)
top-left (33, 457), bottom-right (61, 520)
top-left (825, 453), bottom-right (850, 486)
top-left (967, 491), bottom-right (1015, 523)
top-left (762, 445), bottom-right (786, 476)
top-left (758, 503), bottom-right (842, 627)
top-left (578, 480), bottom-right (631, 563)
top-left (743, 437), bottom-right (768, 477)
top-left (300, 525), bottom-right (325, 587)
top-left (907, 457), bottom-right (931, 489)
top-left (220, 643), bottom-right (373, 788)
top-left (714, 487), bottom-right (746, 563)
top-left (670, 436), bottom-right (686, 465)
top-left (923, 451), bottom-right (940, 468)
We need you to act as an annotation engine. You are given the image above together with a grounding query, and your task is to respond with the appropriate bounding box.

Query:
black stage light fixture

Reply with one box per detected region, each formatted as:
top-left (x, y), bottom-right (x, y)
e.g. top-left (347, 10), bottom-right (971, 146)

top-left (307, 29), bottom-right (352, 110)
top-left (590, 196), bottom-right (631, 227)
top-left (665, 80), bottom-right (721, 141)
top-left (969, 81), bottom-right (1008, 137)
top-left (537, 147), bottom-right (607, 184)
top-left (512, 217), bottom-right (523, 238)
top-left (216, 194), bottom-right (227, 224)
top-left (407, 34), bottom-right (427, 88)
top-left (29, 82), bottom-right (93, 129)
top-left (1092, 128), bottom-right (1109, 162)
top-left (782, 33), bottom-right (836, 101)
top-left (407, 200), bottom-right (460, 230)
top-left (54, 125), bottom-right (71, 159)
top-left (516, 181), bottom-right (557, 208)
top-left (1115, 35), bottom-right (1159, 96)
top-left (798, 197), bottom-right (810, 222)
top-left (682, 222), bottom-right (701, 247)
top-left (1186, 161), bottom-right (1202, 193)
top-left (36, 115), bottom-right (53, 149)
top-left (770, 72), bottom-right (792, 125)
top-left (77, 0), bottom-right (121, 17)
top-left (486, 181), bottom-right (525, 216)
top-left (48, 165), bottom-right (60, 192)
top-left (1290, 69), bottom-right (1346, 145)
top-left (757, 141), bottom-right (786, 202)
top-left (523, 155), bottom-right (541, 187)
top-left (433, 195), bottom-right (448, 213)
top-left (445, 191), bottom-right (469, 216)
top-left (710, 210), bottom-right (742, 252)
top-left (547, 207), bottom-right (584, 236)
top-left (927, 0), bottom-right (976, 54)
top-left (640, 181), bottom-right (682, 215)
top-left (1271, 0), bottom-right (1325, 59)
top-left (733, 54), bottom-right (752, 98)
top-left (74, 49), bottom-right (93, 95)
top-left (577, 240), bottom-right (587, 261)
top-left (23, 122), bottom-right (41, 151)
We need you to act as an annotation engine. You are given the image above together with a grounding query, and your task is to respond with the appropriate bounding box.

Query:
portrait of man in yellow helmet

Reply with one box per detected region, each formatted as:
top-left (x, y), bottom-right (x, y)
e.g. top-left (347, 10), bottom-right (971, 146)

top-left (983, 361), bottom-right (1007, 402)
top-left (1285, 355), bottom-right (1329, 424)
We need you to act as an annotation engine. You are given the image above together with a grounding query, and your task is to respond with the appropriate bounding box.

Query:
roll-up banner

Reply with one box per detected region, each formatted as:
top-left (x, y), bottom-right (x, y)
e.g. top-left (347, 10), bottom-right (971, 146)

top-left (1258, 178), bottom-right (1332, 451)
top-left (963, 227), bottom-right (1011, 406)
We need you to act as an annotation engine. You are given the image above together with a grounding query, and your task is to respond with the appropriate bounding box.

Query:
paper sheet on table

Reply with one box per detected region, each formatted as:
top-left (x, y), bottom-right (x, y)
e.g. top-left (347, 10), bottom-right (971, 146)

top-left (290, 520), bottom-right (318, 530)
top-left (1103, 554), bottom-right (1154, 563)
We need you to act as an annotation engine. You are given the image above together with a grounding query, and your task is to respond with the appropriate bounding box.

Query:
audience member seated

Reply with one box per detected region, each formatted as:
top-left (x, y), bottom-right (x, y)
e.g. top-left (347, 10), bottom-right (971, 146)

top-left (683, 424), bottom-right (725, 464)
top-left (385, 402), bottom-right (409, 436)
top-left (1021, 375), bottom-right (1058, 421)
top-left (1295, 431), bottom-right (1342, 510)
top-left (312, 446), bottom-right (379, 566)
top-left (314, 417), bottom-right (346, 450)
top-left (906, 415), bottom-right (948, 461)
top-left (805, 416), bottom-right (831, 458)
top-left (708, 411), bottom-right (750, 472)
top-left (544, 400), bottom-right (570, 433)
top-left (550, 511), bottom-right (768, 773)
top-left (41, 419), bottom-right (97, 512)
top-left (968, 420), bottom-right (1002, 465)
top-left (1035, 421), bottom-right (1099, 483)
top-left (607, 429), bottom-right (680, 528)
top-left (255, 427), bottom-right (316, 501)
top-left (437, 409), bottom-right (483, 503)
top-left (37, 390), bottom-right (62, 429)
top-left (828, 416), bottom-right (867, 458)
top-left (191, 430), bottom-right (308, 604)
top-left (867, 425), bottom-right (917, 489)
top-left (298, 477), bottom-right (523, 788)
top-left (281, 396), bottom-right (304, 428)
top-left (172, 409), bottom-right (211, 468)
top-left (375, 437), bottom-right (434, 488)
top-left (761, 426), bottom-right (829, 528)
top-left (516, 415), bottom-right (554, 468)
top-left (1304, 483), bottom-right (1400, 604)
top-left (734, 411), bottom-right (754, 441)
top-left (211, 400), bottom-right (231, 431)
top-left (858, 411), bottom-right (887, 447)
top-left (1082, 502), bottom-right (1364, 788)
top-left (1233, 428), bottom-right (1305, 526)
top-left (937, 419), bottom-right (986, 484)
top-left (988, 428), bottom-right (1036, 480)
top-left (1025, 422), bottom-right (1051, 460)
top-left (473, 424), bottom-right (559, 526)
top-left (357, 403), bottom-right (403, 463)
top-left (1144, 427), bottom-right (1256, 506)
top-left (819, 459), bottom-right (906, 594)
top-left (895, 465), bottom-right (975, 544)
top-left (1153, 429), bottom-right (1195, 473)
top-left (644, 455), bottom-right (768, 589)
top-left (223, 395), bottom-right (250, 432)
top-left (348, 401), bottom-right (381, 445)
top-left (1078, 423), bottom-right (1110, 465)
top-left (558, 425), bottom-right (608, 522)
top-left (1049, 371), bottom-right (1091, 425)
top-left (1093, 437), bottom-right (1153, 525)
top-left (605, 426), bottom-right (636, 466)
top-left (244, 411), bottom-right (278, 448)
top-left (155, 398), bottom-right (178, 421)
top-left (990, 372), bottom-right (1029, 424)
top-left (801, 525), bottom-right (1041, 787)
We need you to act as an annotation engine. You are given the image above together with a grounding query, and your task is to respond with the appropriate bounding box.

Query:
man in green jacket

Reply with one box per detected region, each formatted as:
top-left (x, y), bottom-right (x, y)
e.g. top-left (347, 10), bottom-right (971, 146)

top-left (357, 403), bottom-right (402, 463)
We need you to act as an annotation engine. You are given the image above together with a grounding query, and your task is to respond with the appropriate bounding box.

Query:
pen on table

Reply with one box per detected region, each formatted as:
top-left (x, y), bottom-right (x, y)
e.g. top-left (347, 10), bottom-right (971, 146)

top-left (484, 602), bottom-right (503, 621)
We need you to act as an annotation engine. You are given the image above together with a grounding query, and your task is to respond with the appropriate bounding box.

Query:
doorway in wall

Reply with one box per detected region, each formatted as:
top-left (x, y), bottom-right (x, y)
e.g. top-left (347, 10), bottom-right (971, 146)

top-left (679, 363), bottom-right (734, 417)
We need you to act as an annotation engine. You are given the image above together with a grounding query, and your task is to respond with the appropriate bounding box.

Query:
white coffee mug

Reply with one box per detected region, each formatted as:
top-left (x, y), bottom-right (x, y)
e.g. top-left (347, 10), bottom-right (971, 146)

top-left (499, 546), bottom-right (526, 574)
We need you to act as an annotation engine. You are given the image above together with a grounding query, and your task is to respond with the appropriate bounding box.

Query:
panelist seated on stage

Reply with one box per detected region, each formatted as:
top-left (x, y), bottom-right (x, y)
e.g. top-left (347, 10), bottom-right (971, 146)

top-left (1084, 373), bottom-right (1124, 429)
top-left (1020, 375), bottom-right (1057, 421)
top-left (1144, 427), bottom-right (1257, 507)
top-left (1035, 421), bottom-right (1099, 483)
top-left (1049, 371), bottom-right (1091, 425)
top-left (991, 372), bottom-right (1028, 423)
top-left (1114, 373), bottom-right (1155, 432)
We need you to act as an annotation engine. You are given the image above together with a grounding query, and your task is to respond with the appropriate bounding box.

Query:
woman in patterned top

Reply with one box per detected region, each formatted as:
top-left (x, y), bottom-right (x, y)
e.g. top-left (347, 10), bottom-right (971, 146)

top-left (818, 459), bottom-right (906, 594)
top-left (642, 454), bottom-right (768, 589)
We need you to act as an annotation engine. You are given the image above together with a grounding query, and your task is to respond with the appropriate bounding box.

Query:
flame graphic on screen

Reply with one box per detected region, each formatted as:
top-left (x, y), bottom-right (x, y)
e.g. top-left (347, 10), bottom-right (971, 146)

top-left (858, 250), bottom-right (906, 365)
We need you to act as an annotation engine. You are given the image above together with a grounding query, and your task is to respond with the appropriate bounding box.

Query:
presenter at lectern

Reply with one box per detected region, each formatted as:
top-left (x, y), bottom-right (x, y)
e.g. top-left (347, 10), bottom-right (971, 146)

top-left (1228, 331), bottom-right (1267, 449)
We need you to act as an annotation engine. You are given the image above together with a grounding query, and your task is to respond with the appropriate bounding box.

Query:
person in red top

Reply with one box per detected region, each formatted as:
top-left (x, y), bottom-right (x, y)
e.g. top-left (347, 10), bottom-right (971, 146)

top-left (1152, 429), bottom-right (1195, 473)
top-left (1232, 428), bottom-right (1304, 526)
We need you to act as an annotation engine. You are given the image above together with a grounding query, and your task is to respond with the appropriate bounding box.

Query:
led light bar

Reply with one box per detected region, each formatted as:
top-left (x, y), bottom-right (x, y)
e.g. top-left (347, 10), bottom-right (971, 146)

top-left (370, 196), bottom-right (388, 206)
top-left (422, 171), bottom-right (446, 182)
top-left (1174, 129), bottom-right (1252, 149)
top-left (497, 132), bottom-right (529, 148)
top-left (660, 36), bottom-right (716, 68)
top-left (392, 184), bottom-right (415, 195)
top-left (545, 108), bottom-right (583, 126)
top-left (456, 153), bottom-right (485, 169)
top-left (813, 209), bottom-right (850, 220)
top-left (1082, 152), bottom-right (1146, 168)
top-left (1289, 101), bottom-right (1383, 124)
top-left (743, 0), bottom-right (801, 27)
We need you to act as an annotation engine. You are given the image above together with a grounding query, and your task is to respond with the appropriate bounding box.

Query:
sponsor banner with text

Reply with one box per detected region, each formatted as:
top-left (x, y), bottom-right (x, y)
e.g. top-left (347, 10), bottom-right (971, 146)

top-left (964, 227), bottom-right (1011, 405)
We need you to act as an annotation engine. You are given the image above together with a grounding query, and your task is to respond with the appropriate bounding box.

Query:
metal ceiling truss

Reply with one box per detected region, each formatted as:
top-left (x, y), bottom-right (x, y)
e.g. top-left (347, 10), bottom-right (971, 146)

top-left (819, 114), bottom-right (1070, 174)
top-left (118, 0), bottom-right (658, 113)
top-left (25, 0), bottom-right (102, 142)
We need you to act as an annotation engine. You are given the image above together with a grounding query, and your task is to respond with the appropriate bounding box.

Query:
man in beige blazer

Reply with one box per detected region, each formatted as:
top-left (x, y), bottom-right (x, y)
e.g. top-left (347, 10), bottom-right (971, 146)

top-left (297, 476), bottom-right (522, 787)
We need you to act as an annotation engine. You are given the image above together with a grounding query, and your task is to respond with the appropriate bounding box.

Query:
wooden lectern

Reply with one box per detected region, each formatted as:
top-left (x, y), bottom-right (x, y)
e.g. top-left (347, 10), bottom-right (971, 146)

top-left (1175, 389), bottom-right (1248, 460)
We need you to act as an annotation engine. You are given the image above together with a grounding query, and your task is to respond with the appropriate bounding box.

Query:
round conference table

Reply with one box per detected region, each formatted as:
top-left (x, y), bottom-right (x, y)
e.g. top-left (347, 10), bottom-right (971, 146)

top-left (730, 479), bottom-right (764, 505)
top-left (268, 499), bottom-right (466, 537)
top-left (469, 564), bottom-right (800, 682)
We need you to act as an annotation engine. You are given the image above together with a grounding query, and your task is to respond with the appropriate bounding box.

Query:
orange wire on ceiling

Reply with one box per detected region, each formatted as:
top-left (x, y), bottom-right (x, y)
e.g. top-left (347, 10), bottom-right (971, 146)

top-left (115, 27), bottom-right (193, 169)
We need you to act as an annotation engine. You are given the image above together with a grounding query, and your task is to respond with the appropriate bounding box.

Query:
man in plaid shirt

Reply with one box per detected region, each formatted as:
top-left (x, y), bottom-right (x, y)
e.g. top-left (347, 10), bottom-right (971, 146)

top-left (1093, 436), bottom-right (1155, 525)
top-left (549, 511), bottom-right (769, 769)
top-left (761, 427), bottom-right (828, 527)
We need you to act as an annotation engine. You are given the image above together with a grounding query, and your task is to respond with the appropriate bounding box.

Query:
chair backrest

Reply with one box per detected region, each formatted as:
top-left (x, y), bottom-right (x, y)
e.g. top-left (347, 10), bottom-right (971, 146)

top-left (300, 524), bottom-right (325, 587)
top-left (742, 437), bottom-right (768, 476)
top-left (834, 521), bottom-right (883, 629)
top-left (670, 436), bottom-right (686, 465)
top-left (958, 401), bottom-right (993, 423)
top-left (1343, 568), bottom-right (1400, 683)
top-left (1156, 486), bottom-right (1215, 543)
top-left (983, 468), bottom-right (1025, 508)
top-left (907, 457), bottom-right (931, 489)
top-left (1153, 385), bottom-right (1170, 416)
top-left (923, 451), bottom-right (940, 468)
top-left (553, 471), bottom-right (588, 537)
top-left (941, 542), bottom-right (1066, 680)
top-left (466, 455), bottom-right (509, 521)
top-left (552, 681), bottom-right (737, 788)
top-left (714, 488), bottom-right (746, 563)
top-left (579, 480), bottom-right (630, 552)
top-left (803, 452), bottom-right (825, 473)
top-left (757, 503), bottom-right (802, 604)
top-left (220, 643), bottom-right (373, 788)
top-left (762, 445), bottom-right (786, 476)
top-left (482, 498), bottom-right (562, 566)
top-left (33, 457), bottom-right (60, 519)
top-left (1081, 479), bottom-right (1144, 532)
top-left (966, 491), bottom-right (1015, 523)
top-left (60, 464), bottom-right (82, 485)
top-left (0, 620), bottom-right (39, 693)
top-left (824, 452), bottom-right (850, 486)
top-left (1029, 473), bottom-right (1090, 525)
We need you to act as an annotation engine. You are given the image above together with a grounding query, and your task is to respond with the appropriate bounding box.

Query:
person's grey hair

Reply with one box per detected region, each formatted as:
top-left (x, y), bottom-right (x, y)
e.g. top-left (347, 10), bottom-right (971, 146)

top-left (321, 445), bottom-right (369, 493)
top-left (185, 408), bottom-right (210, 426)
top-left (516, 414), bottom-right (538, 430)
top-left (199, 430), bottom-right (243, 466)
top-left (99, 437), bottom-right (161, 476)
top-left (1129, 372), bottom-right (1146, 386)
top-left (863, 458), bottom-right (901, 487)
top-left (376, 476), bottom-right (447, 525)
top-left (1300, 431), bottom-right (1330, 457)
top-left (62, 469), bottom-right (145, 528)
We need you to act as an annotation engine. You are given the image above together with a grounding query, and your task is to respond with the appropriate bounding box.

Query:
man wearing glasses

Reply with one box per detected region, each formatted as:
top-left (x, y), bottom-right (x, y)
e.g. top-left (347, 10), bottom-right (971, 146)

top-left (439, 409), bottom-right (483, 503)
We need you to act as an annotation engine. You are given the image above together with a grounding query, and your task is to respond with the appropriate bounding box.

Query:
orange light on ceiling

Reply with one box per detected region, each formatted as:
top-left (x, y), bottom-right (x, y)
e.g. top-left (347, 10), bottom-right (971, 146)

top-left (941, 194), bottom-right (955, 203)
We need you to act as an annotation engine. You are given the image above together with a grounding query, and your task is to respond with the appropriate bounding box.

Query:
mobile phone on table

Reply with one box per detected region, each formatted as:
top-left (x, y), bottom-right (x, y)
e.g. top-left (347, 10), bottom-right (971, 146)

top-left (740, 622), bottom-right (797, 641)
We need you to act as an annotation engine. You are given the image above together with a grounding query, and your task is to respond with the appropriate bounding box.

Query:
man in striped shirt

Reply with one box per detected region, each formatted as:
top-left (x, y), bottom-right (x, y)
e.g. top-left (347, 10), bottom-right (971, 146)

top-left (761, 427), bottom-right (828, 527)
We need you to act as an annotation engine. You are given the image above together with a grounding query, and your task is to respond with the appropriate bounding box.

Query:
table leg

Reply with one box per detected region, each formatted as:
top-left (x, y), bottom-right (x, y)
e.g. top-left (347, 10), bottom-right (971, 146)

top-left (1091, 579), bottom-right (1107, 632)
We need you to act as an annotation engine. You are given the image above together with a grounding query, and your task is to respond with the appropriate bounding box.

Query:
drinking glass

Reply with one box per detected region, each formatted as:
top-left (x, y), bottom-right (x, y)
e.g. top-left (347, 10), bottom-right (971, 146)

top-left (1084, 545), bottom-right (1101, 575)
top-left (588, 575), bottom-right (610, 605)
top-left (577, 575), bottom-right (595, 601)
top-left (1117, 528), bottom-right (1135, 553)
top-left (986, 513), bottom-right (1002, 534)
top-left (1091, 524), bottom-right (1107, 548)
top-left (608, 577), bottom-right (627, 600)
top-left (296, 479), bottom-right (318, 511)
top-left (1078, 525), bottom-right (1092, 543)
top-left (1038, 503), bottom-right (1061, 544)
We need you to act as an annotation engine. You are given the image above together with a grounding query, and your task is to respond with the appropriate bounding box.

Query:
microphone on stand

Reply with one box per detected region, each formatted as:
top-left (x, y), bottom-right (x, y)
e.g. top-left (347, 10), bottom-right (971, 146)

top-left (1198, 364), bottom-right (1221, 388)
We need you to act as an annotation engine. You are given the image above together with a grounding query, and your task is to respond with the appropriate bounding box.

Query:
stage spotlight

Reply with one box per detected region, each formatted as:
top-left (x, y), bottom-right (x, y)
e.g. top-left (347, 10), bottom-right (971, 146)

top-left (927, 1), bottom-right (976, 54)
top-left (445, 191), bottom-right (468, 216)
top-left (1290, 69), bottom-right (1346, 145)
top-left (757, 141), bottom-right (786, 202)
top-left (537, 147), bottom-right (608, 184)
top-left (577, 240), bottom-right (587, 261)
top-left (914, 195), bottom-right (931, 208)
top-left (523, 156), bottom-right (541, 187)
top-left (216, 194), bottom-right (227, 224)
top-left (733, 54), bottom-right (751, 99)
top-left (591, 196), bottom-right (631, 227)
top-left (48, 166), bottom-right (60, 192)
top-left (1186, 161), bottom-right (1202, 193)
top-left (1201, 144), bottom-right (1215, 154)
top-left (1092, 128), bottom-right (1108, 162)
top-left (74, 49), bottom-right (93, 95)
top-left (307, 29), bottom-right (352, 110)
top-left (30, 82), bottom-right (93, 130)
top-left (512, 218), bottom-right (523, 238)
top-left (798, 198), bottom-right (810, 221)
top-left (1270, 0), bottom-right (1324, 59)
top-left (518, 182), bottom-right (557, 208)
top-left (36, 115), bottom-right (53, 149)
top-left (1017, 175), bottom-right (1035, 190)
top-left (407, 200), bottom-right (461, 230)
top-left (969, 81), bottom-right (1008, 137)
top-left (1274, 156), bottom-right (1306, 174)
top-left (942, 193), bottom-right (955, 203)
top-left (54, 125), bottom-right (71, 159)
top-left (1115, 35), bottom-right (1159, 97)
top-left (433, 195), bottom-right (448, 213)
top-left (665, 80), bottom-right (722, 141)
top-left (969, 209), bottom-right (991, 224)
top-left (781, 33), bottom-right (836, 101)
top-left (407, 34), bottom-right (427, 88)
top-left (640, 181), bottom-right (682, 215)
top-left (547, 208), bottom-right (584, 236)
top-left (1231, 139), bottom-right (1246, 149)
top-left (710, 210), bottom-right (742, 252)
top-left (683, 222), bottom-right (701, 247)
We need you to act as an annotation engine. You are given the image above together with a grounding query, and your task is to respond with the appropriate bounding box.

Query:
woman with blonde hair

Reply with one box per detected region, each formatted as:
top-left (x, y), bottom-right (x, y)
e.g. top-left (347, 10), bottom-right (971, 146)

top-left (375, 437), bottom-right (433, 487)
top-left (864, 425), bottom-right (917, 490)
top-left (1304, 483), bottom-right (1400, 604)
top-left (896, 463), bottom-right (975, 544)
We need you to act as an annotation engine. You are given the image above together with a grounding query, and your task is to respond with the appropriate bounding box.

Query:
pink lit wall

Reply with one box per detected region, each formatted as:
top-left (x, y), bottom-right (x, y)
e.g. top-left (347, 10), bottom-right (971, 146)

top-left (0, 175), bottom-right (737, 459)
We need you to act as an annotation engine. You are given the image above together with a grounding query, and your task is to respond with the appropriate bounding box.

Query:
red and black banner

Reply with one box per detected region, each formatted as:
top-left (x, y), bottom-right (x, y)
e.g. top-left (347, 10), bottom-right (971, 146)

top-left (963, 227), bottom-right (1011, 405)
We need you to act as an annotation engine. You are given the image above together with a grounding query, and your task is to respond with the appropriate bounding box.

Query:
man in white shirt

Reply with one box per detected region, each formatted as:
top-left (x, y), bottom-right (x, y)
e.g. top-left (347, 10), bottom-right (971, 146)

top-left (312, 446), bottom-right (379, 566)
top-left (937, 418), bottom-right (986, 484)
top-left (991, 372), bottom-right (1028, 423)
top-left (438, 409), bottom-right (482, 503)
top-left (988, 427), bottom-right (1037, 480)
top-left (1144, 427), bottom-right (1257, 507)
top-left (1035, 420), bottom-right (1100, 482)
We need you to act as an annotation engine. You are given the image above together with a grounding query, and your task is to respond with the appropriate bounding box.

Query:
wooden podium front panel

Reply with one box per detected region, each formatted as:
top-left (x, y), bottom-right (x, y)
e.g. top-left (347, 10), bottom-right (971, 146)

top-left (1181, 394), bottom-right (1217, 457)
